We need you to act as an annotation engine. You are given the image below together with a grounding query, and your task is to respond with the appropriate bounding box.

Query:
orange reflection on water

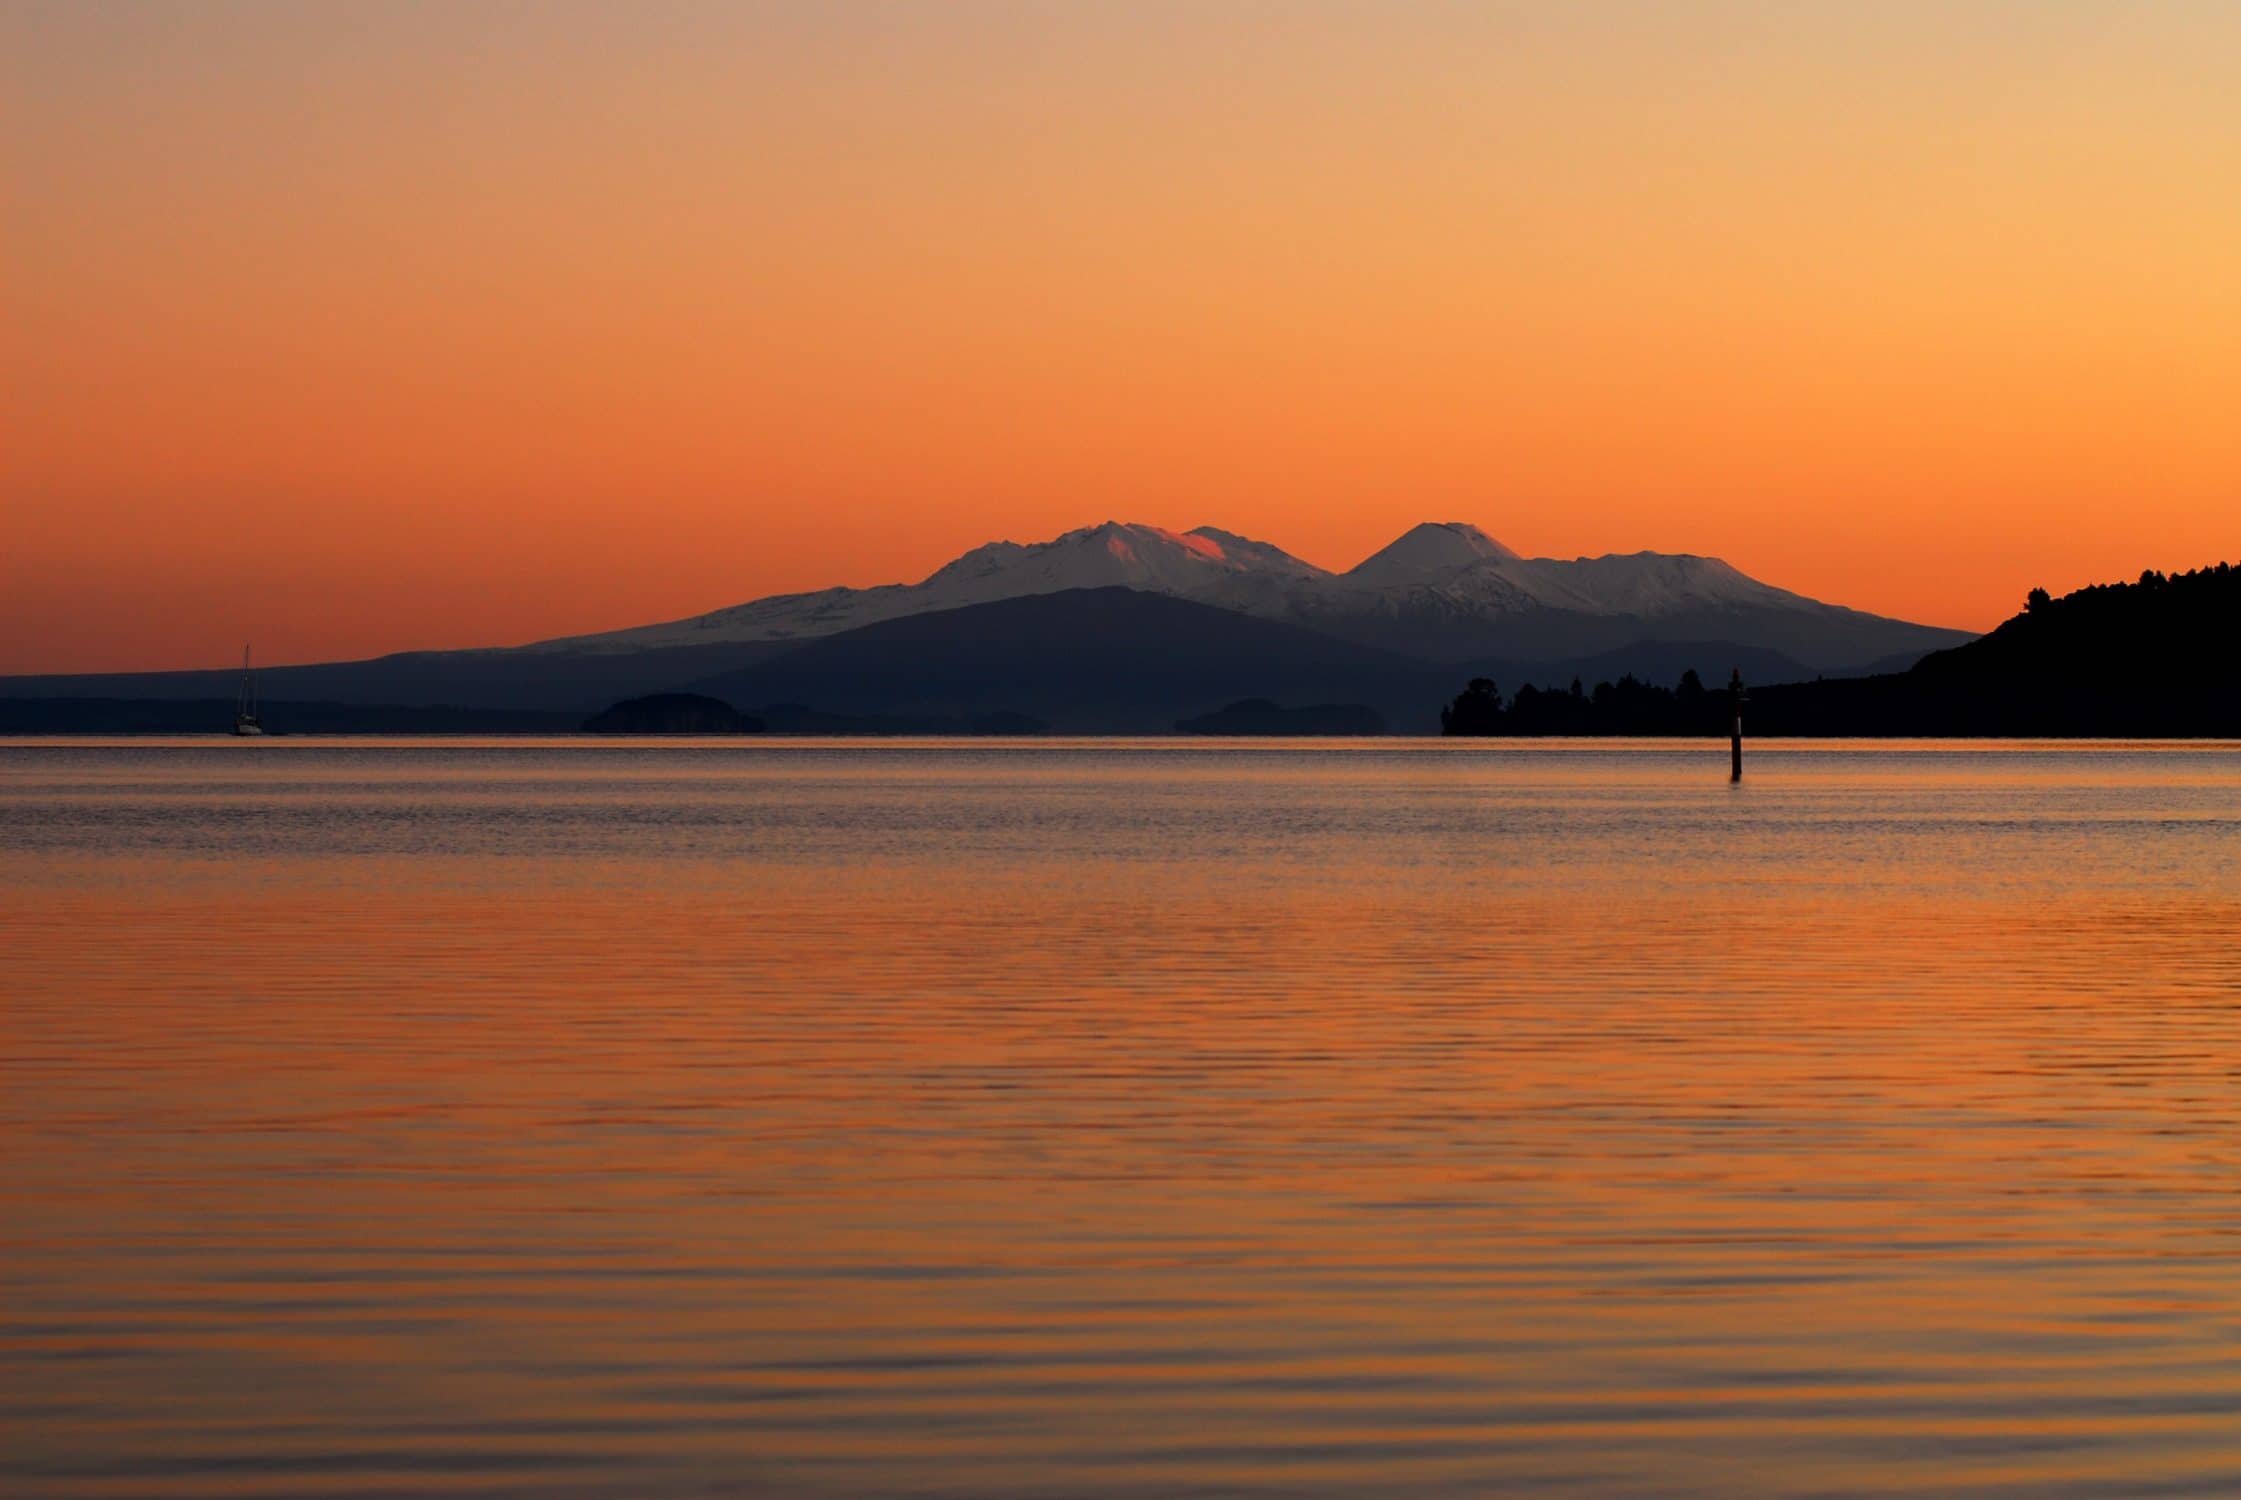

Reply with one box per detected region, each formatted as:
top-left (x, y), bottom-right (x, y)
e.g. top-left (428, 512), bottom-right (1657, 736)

top-left (5, 740), bottom-right (2241, 1495)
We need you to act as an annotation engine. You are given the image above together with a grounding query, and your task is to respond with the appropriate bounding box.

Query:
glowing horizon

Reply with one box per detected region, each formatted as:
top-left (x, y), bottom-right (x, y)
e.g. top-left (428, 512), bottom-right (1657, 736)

top-left (6, 2), bottom-right (2238, 674)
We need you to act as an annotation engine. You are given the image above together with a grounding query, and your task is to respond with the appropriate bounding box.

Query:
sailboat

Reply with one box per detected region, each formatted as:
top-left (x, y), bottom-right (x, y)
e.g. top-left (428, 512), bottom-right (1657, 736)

top-left (232, 646), bottom-right (265, 736)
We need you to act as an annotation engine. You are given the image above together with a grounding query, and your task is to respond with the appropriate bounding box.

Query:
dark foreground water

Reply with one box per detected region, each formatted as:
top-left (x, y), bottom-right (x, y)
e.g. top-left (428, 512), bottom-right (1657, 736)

top-left (5, 738), bottom-right (2241, 1498)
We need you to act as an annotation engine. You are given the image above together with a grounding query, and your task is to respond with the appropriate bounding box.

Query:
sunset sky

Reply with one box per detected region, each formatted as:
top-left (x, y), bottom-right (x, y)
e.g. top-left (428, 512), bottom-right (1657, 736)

top-left (5, 1), bottom-right (2236, 673)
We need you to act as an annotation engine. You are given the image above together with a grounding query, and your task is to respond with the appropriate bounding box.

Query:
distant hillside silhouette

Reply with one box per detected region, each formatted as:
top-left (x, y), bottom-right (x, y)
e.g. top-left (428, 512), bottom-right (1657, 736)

top-left (1443, 563), bottom-right (2241, 736)
top-left (0, 639), bottom-right (795, 714)
top-left (0, 698), bottom-right (578, 734)
top-left (1176, 700), bottom-right (1385, 735)
top-left (688, 588), bottom-right (1455, 733)
top-left (582, 693), bottom-right (763, 733)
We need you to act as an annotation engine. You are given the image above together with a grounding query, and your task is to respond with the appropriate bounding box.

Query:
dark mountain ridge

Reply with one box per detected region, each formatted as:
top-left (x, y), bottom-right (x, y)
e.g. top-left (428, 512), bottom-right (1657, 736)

top-left (1278, 591), bottom-right (1961, 670)
top-left (0, 698), bottom-right (580, 734)
top-left (686, 587), bottom-right (1454, 733)
top-left (0, 639), bottom-right (794, 713)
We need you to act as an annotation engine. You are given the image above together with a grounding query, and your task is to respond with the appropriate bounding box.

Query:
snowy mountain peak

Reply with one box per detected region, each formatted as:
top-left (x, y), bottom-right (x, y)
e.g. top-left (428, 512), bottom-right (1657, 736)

top-left (1345, 522), bottom-right (1521, 584)
top-left (922, 521), bottom-right (1296, 593)
top-left (1535, 552), bottom-right (1808, 614)
top-left (1185, 527), bottom-right (1330, 580)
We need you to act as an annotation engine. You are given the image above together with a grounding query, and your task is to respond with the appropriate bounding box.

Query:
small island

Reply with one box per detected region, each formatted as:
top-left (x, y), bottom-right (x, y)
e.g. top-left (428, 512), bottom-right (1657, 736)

top-left (581, 693), bottom-right (765, 734)
top-left (752, 703), bottom-right (1047, 735)
top-left (1176, 699), bottom-right (1386, 736)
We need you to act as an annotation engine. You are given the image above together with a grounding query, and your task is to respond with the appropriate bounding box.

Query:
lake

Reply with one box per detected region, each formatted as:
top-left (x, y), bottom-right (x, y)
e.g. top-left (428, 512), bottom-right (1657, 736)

top-left (5, 739), bottom-right (2240, 1497)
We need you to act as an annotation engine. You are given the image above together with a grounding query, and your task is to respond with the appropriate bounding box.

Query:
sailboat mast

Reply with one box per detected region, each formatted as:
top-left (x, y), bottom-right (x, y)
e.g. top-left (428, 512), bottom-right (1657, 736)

top-left (231, 644), bottom-right (265, 734)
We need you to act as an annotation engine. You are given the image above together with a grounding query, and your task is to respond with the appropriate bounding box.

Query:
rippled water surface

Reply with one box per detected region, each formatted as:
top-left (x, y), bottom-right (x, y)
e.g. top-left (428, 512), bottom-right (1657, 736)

top-left (6, 738), bottom-right (2241, 1497)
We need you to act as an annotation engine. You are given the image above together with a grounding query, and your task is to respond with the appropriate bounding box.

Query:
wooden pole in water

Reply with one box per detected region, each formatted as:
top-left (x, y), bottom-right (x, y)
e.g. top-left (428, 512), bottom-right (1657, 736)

top-left (1729, 668), bottom-right (1745, 783)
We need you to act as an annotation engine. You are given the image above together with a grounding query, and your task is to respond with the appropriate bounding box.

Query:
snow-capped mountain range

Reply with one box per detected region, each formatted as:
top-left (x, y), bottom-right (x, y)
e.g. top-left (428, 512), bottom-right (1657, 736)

top-left (527, 520), bottom-right (1969, 671)
top-left (0, 518), bottom-right (1976, 728)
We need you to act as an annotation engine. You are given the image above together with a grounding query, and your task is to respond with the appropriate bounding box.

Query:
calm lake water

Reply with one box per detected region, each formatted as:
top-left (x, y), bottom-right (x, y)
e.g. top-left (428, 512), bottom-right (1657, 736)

top-left (5, 738), bottom-right (2241, 1498)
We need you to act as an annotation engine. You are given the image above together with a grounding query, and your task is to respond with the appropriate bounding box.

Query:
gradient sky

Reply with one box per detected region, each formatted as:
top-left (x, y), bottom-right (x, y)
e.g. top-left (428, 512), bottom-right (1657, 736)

top-left (5, 1), bottom-right (2237, 672)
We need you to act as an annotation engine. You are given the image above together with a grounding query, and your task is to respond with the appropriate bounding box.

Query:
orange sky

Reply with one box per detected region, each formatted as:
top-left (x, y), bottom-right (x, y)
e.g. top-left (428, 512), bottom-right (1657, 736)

top-left (4, 2), bottom-right (2237, 673)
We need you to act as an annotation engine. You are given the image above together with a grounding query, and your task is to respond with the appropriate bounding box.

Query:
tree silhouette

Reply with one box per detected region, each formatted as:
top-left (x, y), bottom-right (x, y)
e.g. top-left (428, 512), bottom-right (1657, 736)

top-left (1444, 667), bottom-right (1744, 736)
top-left (1441, 677), bottom-right (1504, 735)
